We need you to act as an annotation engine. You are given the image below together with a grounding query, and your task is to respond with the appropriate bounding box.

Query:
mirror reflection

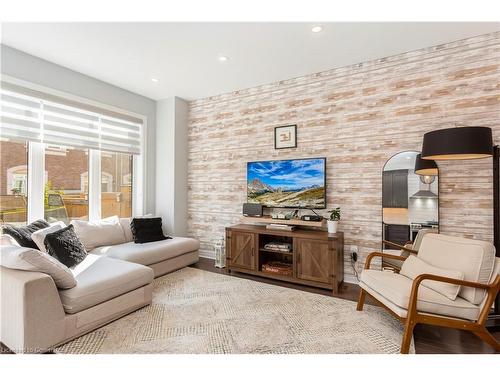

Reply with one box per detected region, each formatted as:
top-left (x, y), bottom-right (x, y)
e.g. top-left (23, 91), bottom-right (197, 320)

top-left (382, 151), bottom-right (439, 263)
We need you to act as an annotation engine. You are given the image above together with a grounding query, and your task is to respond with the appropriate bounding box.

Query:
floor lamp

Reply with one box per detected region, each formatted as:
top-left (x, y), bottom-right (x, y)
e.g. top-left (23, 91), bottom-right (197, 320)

top-left (421, 126), bottom-right (499, 329)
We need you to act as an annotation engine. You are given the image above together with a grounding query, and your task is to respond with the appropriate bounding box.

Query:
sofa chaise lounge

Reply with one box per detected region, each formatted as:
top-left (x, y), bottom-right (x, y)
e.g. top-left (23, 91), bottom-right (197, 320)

top-left (0, 218), bottom-right (199, 353)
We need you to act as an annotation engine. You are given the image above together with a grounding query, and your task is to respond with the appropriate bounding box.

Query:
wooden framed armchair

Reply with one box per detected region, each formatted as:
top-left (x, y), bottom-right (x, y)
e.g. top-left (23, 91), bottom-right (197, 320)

top-left (357, 233), bottom-right (500, 354)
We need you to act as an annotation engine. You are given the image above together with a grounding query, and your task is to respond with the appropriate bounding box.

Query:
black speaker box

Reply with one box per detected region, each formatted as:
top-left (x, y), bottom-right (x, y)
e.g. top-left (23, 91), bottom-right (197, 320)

top-left (243, 203), bottom-right (263, 217)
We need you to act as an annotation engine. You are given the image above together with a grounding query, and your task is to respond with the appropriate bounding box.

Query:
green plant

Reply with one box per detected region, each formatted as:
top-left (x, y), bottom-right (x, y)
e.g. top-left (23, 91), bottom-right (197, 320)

top-left (327, 207), bottom-right (341, 221)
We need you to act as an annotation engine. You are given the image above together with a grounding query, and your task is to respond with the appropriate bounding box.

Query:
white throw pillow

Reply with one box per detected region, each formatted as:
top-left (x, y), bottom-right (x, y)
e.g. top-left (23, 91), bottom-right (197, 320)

top-left (400, 255), bottom-right (464, 300)
top-left (0, 234), bottom-right (19, 247)
top-left (31, 221), bottom-right (65, 252)
top-left (0, 245), bottom-right (77, 289)
top-left (119, 217), bottom-right (134, 243)
top-left (71, 216), bottom-right (126, 250)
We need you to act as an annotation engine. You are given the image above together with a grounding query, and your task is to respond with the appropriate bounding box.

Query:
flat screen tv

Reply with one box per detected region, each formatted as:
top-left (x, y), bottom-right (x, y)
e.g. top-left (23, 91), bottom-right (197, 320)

top-left (247, 157), bottom-right (326, 208)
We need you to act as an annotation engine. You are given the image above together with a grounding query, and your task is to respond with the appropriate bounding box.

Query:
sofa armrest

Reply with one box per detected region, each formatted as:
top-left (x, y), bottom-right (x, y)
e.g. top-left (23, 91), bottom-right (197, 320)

top-left (1, 266), bottom-right (66, 353)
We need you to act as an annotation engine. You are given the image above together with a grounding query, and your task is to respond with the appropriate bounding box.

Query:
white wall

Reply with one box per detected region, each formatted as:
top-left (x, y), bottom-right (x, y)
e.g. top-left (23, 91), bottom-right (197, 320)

top-left (1, 45), bottom-right (157, 214)
top-left (155, 97), bottom-right (188, 236)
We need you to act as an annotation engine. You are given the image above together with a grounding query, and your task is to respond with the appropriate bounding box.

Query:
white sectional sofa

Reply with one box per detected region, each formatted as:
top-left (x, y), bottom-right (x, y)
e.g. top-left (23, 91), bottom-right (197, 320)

top-left (0, 218), bottom-right (199, 353)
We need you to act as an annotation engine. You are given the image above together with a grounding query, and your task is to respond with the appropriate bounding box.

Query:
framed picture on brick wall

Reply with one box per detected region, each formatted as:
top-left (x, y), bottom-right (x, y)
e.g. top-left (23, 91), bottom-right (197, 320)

top-left (274, 124), bottom-right (297, 149)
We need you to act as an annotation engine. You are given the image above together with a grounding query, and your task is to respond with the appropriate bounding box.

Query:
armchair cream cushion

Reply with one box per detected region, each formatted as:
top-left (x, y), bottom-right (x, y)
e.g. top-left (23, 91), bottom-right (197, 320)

top-left (418, 234), bottom-right (495, 304)
top-left (359, 270), bottom-right (479, 320)
top-left (400, 255), bottom-right (464, 300)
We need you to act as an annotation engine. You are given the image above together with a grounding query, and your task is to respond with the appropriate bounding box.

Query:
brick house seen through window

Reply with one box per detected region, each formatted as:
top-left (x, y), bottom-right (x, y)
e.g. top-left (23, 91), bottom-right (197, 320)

top-left (1, 141), bottom-right (132, 224)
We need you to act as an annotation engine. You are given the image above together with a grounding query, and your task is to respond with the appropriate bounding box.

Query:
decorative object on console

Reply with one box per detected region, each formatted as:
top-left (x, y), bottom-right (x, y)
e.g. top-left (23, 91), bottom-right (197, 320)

top-left (266, 224), bottom-right (295, 231)
top-left (271, 210), bottom-right (294, 220)
top-left (326, 207), bottom-right (341, 234)
top-left (274, 124), bottom-right (297, 149)
top-left (264, 242), bottom-right (292, 252)
top-left (2, 219), bottom-right (49, 249)
top-left (43, 224), bottom-right (88, 268)
top-left (421, 126), bottom-right (499, 328)
top-left (301, 214), bottom-right (323, 222)
top-left (262, 261), bottom-right (293, 276)
top-left (131, 217), bottom-right (170, 244)
top-left (242, 203), bottom-right (263, 217)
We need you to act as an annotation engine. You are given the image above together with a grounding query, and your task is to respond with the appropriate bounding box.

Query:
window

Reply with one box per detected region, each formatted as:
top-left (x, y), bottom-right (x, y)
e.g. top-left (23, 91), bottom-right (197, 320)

top-left (1, 82), bottom-right (144, 223)
top-left (0, 140), bottom-right (28, 225)
top-left (44, 145), bottom-right (89, 224)
top-left (101, 151), bottom-right (132, 218)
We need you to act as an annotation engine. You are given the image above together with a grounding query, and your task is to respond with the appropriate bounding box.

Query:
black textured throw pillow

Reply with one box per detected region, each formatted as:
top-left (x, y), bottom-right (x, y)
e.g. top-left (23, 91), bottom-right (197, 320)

top-left (44, 224), bottom-right (87, 268)
top-left (131, 217), bottom-right (170, 244)
top-left (2, 219), bottom-right (50, 249)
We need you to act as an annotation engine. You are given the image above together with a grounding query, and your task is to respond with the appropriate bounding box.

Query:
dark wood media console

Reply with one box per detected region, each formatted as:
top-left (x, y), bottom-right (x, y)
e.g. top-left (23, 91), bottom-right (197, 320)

top-left (225, 224), bottom-right (344, 294)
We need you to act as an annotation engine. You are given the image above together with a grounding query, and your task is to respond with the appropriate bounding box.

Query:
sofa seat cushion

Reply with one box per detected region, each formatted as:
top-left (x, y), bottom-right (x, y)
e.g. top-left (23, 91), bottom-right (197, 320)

top-left (360, 269), bottom-right (479, 321)
top-left (59, 254), bottom-right (153, 314)
top-left (90, 237), bottom-right (199, 266)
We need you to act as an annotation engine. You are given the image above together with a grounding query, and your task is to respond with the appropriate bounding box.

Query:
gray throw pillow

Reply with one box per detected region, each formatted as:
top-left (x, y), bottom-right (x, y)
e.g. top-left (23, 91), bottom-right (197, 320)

top-left (2, 219), bottom-right (50, 249)
top-left (44, 224), bottom-right (87, 268)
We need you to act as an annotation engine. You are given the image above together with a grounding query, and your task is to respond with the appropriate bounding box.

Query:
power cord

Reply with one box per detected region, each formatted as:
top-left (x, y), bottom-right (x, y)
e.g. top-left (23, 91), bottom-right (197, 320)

top-left (350, 252), bottom-right (360, 281)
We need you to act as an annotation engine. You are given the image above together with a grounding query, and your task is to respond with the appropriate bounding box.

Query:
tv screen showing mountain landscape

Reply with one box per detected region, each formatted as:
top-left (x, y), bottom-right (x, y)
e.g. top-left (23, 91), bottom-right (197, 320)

top-left (247, 158), bottom-right (326, 208)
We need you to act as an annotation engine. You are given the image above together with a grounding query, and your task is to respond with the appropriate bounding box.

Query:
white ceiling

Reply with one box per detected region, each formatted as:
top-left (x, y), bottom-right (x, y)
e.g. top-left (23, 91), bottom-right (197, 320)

top-left (2, 22), bottom-right (499, 100)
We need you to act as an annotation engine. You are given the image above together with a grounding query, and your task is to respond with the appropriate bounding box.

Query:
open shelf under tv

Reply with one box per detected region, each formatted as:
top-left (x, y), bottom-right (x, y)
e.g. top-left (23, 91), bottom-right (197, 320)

top-left (241, 215), bottom-right (326, 228)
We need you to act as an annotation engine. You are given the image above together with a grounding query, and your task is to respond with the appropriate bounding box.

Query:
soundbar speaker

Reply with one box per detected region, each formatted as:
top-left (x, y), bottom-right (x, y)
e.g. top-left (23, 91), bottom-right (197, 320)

top-left (243, 203), bottom-right (263, 217)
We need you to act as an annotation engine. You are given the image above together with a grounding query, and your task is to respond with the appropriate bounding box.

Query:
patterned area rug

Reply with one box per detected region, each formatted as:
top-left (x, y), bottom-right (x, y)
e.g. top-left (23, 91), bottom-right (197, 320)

top-left (55, 267), bottom-right (414, 354)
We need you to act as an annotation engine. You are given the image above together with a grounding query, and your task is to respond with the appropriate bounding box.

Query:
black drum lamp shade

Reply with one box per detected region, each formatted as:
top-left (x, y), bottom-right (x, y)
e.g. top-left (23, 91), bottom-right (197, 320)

top-left (414, 154), bottom-right (438, 176)
top-left (421, 126), bottom-right (493, 160)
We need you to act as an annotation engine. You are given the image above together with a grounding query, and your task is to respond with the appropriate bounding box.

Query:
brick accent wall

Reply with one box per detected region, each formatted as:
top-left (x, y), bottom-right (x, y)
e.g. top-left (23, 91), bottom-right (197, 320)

top-left (187, 32), bottom-right (500, 280)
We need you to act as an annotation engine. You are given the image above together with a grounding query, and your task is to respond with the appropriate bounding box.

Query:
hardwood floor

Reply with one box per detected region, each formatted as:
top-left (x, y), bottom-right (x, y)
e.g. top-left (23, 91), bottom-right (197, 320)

top-left (1, 258), bottom-right (498, 354)
top-left (191, 258), bottom-right (500, 354)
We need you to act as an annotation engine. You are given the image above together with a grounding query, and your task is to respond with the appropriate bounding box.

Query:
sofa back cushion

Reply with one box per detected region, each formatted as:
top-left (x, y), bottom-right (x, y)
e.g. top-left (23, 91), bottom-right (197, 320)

top-left (119, 217), bottom-right (134, 243)
top-left (31, 221), bottom-right (66, 252)
top-left (400, 255), bottom-right (464, 300)
top-left (0, 244), bottom-right (76, 289)
top-left (418, 234), bottom-right (495, 304)
top-left (2, 219), bottom-right (50, 249)
top-left (71, 216), bottom-right (126, 250)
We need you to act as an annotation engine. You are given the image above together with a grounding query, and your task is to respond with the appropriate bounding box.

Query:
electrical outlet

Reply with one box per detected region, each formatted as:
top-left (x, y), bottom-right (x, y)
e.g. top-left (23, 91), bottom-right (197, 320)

top-left (351, 245), bottom-right (358, 263)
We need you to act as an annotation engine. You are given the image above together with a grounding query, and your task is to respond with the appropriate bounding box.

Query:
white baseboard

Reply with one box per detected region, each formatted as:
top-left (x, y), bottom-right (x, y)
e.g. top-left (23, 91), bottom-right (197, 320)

top-left (199, 251), bottom-right (215, 260)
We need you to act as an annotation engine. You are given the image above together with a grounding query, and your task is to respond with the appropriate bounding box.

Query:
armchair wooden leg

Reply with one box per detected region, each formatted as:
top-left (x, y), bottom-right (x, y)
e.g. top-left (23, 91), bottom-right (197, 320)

top-left (472, 328), bottom-right (500, 352)
top-left (356, 289), bottom-right (366, 311)
top-left (400, 320), bottom-right (415, 354)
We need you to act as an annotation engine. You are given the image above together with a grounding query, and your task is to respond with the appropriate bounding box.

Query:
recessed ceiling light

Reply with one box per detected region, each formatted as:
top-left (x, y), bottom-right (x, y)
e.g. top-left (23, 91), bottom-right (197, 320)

top-left (218, 55), bottom-right (229, 62)
top-left (311, 25), bottom-right (323, 33)
top-left (151, 78), bottom-right (159, 83)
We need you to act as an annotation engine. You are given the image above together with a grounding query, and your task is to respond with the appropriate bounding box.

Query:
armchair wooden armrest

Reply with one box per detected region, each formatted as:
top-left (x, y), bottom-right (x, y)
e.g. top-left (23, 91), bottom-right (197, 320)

top-left (382, 240), bottom-right (418, 254)
top-left (364, 252), bottom-right (407, 270)
top-left (407, 273), bottom-right (500, 325)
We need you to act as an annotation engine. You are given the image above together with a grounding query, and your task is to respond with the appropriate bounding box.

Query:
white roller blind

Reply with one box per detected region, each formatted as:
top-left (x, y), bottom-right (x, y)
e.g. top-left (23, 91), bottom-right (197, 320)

top-left (0, 83), bottom-right (142, 154)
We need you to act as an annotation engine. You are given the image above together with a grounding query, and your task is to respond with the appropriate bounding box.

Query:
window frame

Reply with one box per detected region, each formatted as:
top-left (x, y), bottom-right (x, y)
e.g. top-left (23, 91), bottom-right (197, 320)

top-left (2, 75), bottom-right (147, 221)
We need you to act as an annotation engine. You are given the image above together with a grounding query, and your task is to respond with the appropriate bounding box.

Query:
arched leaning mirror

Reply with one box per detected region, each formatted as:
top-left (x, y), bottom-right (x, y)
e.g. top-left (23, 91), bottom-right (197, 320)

top-left (382, 151), bottom-right (439, 266)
